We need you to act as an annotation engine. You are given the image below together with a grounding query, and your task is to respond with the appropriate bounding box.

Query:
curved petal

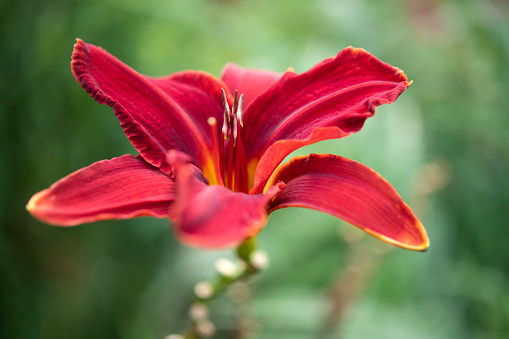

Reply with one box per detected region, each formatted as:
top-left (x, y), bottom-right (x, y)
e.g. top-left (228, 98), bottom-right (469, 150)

top-left (266, 154), bottom-right (429, 251)
top-left (71, 39), bottom-right (224, 174)
top-left (150, 70), bottom-right (226, 142)
top-left (168, 150), bottom-right (285, 249)
top-left (220, 63), bottom-right (285, 109)
top-left (243, 47), bottom-right (411, 190)
top-left (249, 126), bottom-right (349, 194)
top-left (27, 155), bottom-right (176, 226)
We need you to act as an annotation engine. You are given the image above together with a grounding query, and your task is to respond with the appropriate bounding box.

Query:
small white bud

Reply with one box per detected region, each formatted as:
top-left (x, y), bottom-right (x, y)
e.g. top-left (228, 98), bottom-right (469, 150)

top-left (250, 250), bottom-right (269, 270)
top-left (195, 319), bottom-right (216, 338)
top-left (164, 335), bottom-right (185, 339)
top-left (189, 302), bottom-right (209, 320)
top-left (214, 258), bottom-right (238, 277)
top-left (194, 281), bottom-right (214, 299)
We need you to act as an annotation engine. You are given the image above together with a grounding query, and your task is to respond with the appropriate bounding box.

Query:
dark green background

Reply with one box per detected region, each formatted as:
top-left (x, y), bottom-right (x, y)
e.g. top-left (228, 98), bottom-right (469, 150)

top-left (2, 0), bottom-right (508, 338)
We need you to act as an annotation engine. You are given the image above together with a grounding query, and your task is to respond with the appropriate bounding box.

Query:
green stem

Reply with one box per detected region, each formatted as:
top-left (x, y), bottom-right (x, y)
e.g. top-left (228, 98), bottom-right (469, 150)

top-left (176, 237), bottom-right (268, 339)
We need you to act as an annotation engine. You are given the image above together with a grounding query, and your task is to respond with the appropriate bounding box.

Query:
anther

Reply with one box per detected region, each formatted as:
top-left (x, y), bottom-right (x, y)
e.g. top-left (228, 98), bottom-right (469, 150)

top-left (237, 94), bottom-right (244, 127)
top-left (215, 88), bottom-right (248, 192)
top-left (221, 88), bottom-right (230, 137)
top-left (222, 110), bottom-right (229, 138)
top-left (221, 88), bottom-right (230, 117)
top-left (232, 90), bottom-right (239, 121)
top-left (207, 116), bottom-right (216, 126)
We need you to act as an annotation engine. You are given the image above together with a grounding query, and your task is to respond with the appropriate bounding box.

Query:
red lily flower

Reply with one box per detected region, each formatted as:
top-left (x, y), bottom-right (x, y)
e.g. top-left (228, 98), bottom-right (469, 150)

top-left (27, 39), bottom-right (429, 251)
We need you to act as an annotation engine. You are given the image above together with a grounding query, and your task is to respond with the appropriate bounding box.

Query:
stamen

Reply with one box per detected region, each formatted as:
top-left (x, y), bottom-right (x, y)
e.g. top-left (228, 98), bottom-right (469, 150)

top-left (227, 138), bottom-right (235, 189)
top-left (207, 117), bottom-right (224, 186)
top-left (222, 110), bottom-right (229, 138)
top-left (219, 131), bottom-right (224, 179)
top-left (232, 109), bottom-right (238, 146)
top-left (221, 88), bottom-right (230, 138)
top-left (231, 90), bottom-right (239, 122)
top-left (221, 88), bottom-right (230, 116)
top-left (212, 89), bottom-right (249, 192)
top-left (235, 136), bottom-right (248, 193)
top-left (234, 145), bottom-right (241, 192)
top-left (237, 94), bottom-right (244, 127)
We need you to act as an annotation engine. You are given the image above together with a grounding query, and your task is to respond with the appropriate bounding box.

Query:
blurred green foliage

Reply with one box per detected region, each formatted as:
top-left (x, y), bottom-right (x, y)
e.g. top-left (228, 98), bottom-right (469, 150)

top-left (1, 0), bottom-right (509, 338)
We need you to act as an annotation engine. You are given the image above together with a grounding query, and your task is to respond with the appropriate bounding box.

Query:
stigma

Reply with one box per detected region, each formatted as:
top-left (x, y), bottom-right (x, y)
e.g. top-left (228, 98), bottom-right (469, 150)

top-left (206, 89), bottom-right (249, 193)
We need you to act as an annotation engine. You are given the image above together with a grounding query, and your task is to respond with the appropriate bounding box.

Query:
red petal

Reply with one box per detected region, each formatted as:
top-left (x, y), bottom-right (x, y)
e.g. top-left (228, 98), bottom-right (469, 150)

top-left (27, 155), bottom-right (176, 226)
top-left (71, 39), bottom-right (224, 174)
top-left (249, 126), bottom-right (349, 194)
top-left (267, 154), bottom-right (429, 251)
top-left (168, 150), bottom-right (285, 249)
top-left (220, 63), bottom-right (284, 109)
top-left (150, 70), bottom-right (227, 146)
top-left (244, 47), bottom-right (411, 191)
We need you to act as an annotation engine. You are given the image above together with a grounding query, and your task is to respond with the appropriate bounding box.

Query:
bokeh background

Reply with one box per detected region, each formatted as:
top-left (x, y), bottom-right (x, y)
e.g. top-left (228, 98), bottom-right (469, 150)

top-left (2, 0), bottom-right (508, 338)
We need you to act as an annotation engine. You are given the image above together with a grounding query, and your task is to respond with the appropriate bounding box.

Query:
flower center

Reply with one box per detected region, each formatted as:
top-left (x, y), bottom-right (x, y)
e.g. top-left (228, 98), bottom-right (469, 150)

top-left (206, 89), bottom-right (249, 193)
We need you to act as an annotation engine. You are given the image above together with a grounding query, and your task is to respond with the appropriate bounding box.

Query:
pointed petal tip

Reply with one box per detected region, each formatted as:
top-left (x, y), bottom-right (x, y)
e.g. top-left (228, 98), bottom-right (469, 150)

top-left (364, 219), bottom-right (430, 252)
top-left (26, 188), bottom-right (65, 225)
top-left (72, 38), bottom-right (87, 57)
top-left (346, 46), bottom-right (365, 54)
top-left (25, 188), bottom-right (76, 227)
top-left (341, 46), bottom-right (410, 83)
top-left (166, 149), bottom-right (193, 168)
top-left (26, 189), bottom-right (45, 214)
